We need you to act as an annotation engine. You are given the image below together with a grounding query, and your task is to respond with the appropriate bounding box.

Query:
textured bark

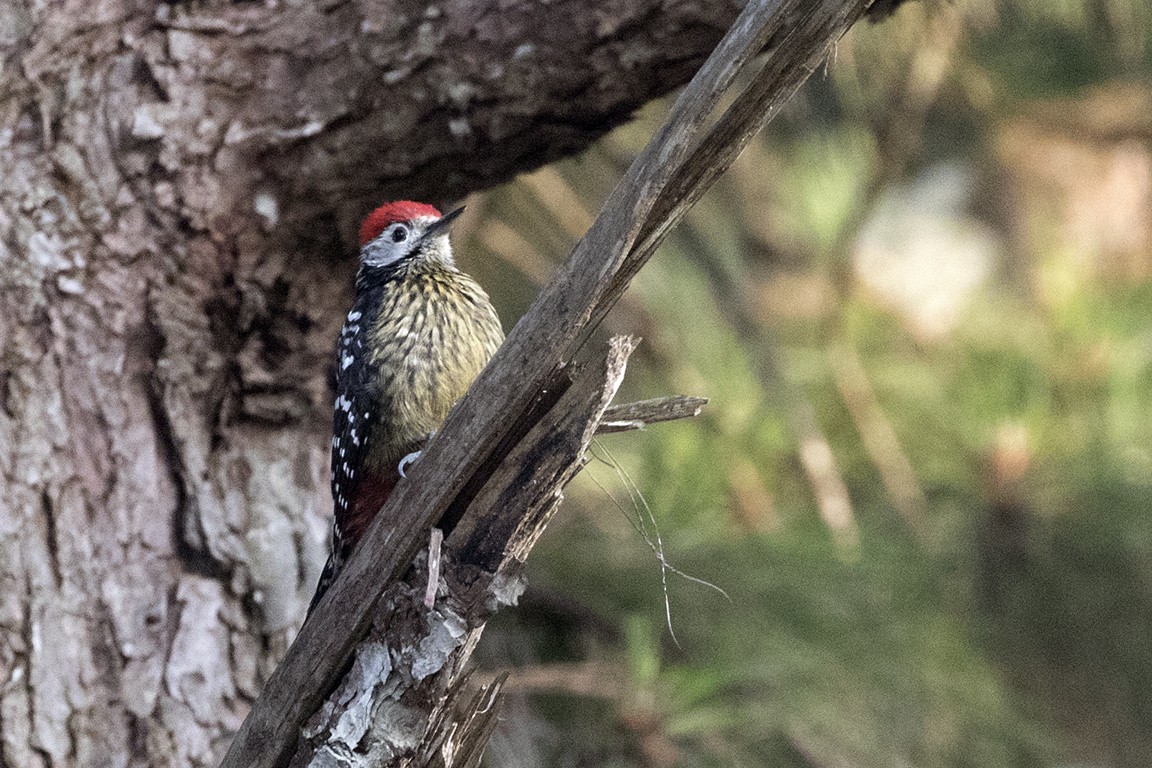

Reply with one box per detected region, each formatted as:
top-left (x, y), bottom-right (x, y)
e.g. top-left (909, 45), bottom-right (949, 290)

top-left (0, 1), bottom-right (750, 766)
top-left (223, 0), bottom-right (874, 765)
top-left (290, 338), bottom-right (637, 768)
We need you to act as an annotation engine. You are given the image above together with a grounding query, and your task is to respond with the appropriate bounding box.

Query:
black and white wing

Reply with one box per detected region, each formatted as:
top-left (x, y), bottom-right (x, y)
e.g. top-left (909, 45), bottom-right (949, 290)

top-left (307, 305), bottom-right (377, 615)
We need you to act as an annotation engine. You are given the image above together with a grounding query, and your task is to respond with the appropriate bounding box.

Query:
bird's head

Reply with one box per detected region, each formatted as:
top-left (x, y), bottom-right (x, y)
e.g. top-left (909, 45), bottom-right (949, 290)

top-left (357, 201), bottom-right (464, 270)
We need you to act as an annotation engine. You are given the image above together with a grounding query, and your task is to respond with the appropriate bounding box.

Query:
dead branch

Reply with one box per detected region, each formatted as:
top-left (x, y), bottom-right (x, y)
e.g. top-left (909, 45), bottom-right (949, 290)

top-left (688, 228), bottom-right (860, 552)
top-left (220, 1), bottom-right (874, 766)
top-left (496, 663), bottom-right (628, 700)
top-left (596, 396), bottom-right (710, 434)
top-left (289, 338), bottom-right (637, 766)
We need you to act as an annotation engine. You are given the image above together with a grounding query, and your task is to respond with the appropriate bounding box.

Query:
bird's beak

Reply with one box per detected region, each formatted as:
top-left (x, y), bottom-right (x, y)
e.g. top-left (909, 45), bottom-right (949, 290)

top-left (420, 206), bottom-right (465, 241)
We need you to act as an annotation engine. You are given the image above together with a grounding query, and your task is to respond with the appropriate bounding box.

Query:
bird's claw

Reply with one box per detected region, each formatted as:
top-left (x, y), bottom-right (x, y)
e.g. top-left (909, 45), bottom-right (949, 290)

top-left (398, 450), bottom-right (423, 478)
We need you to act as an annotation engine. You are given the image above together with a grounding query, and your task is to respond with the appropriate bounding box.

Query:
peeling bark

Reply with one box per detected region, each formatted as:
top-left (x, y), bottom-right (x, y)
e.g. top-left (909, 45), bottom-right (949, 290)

top-left (0, 1), bottom-right (749, 764)
top-left (223, 0), bottom-right (875, 765)
top-left (291, 337), bottom-right (636, 767)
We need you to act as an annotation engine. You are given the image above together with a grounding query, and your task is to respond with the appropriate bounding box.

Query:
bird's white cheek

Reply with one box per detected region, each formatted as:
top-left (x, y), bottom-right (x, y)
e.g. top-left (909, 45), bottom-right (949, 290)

top-left (361, 239), bottom-right (405, 267)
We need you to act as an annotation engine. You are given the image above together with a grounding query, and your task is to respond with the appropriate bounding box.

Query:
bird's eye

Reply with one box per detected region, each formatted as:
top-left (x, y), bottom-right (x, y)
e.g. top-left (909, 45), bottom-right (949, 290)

top-left (390, 225), bottom-right (409, 243)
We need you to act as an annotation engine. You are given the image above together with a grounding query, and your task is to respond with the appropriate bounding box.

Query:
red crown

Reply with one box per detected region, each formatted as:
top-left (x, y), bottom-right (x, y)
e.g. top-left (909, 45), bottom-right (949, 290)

top-left (358, 201), bottom-right (442, 247)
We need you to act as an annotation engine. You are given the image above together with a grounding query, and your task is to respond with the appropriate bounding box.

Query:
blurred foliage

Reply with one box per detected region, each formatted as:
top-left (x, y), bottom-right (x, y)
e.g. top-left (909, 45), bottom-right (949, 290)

top-left (459, 1), bottom-right (1152, 766)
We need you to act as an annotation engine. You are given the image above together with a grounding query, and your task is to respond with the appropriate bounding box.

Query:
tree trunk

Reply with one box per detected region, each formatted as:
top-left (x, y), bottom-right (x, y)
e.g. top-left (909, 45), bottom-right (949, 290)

top-left (0, 1), bottom-right (746, 765)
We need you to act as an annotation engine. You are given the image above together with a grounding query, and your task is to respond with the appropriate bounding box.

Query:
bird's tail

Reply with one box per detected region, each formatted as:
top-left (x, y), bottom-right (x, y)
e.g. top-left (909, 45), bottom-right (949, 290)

top-left (306, 464), bottom-right (402, 618)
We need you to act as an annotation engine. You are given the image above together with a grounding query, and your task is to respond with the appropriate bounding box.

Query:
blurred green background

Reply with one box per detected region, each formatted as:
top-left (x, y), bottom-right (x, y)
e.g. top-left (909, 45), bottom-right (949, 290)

top-left (458, 1), bottom-right (1152, 765)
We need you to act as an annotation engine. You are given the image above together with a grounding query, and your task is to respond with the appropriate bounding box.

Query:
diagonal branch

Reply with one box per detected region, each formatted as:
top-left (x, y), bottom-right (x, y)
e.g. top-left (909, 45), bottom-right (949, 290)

top-left (290, 338), bottom-right (638, 767)
top-left (220, 1), bottom-right (873, 766)
top-left (688, 228), bottom-right (860, 551)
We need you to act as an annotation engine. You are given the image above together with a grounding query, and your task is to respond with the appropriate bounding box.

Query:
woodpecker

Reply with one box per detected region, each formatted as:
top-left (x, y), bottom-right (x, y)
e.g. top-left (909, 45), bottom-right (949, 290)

top-left (308, 201), bottom-right (504, 615)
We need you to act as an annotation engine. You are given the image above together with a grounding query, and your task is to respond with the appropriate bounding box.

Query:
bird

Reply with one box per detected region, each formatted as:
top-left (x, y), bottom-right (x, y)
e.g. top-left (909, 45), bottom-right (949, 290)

top-left (307, 201), bottom-right (505, 616)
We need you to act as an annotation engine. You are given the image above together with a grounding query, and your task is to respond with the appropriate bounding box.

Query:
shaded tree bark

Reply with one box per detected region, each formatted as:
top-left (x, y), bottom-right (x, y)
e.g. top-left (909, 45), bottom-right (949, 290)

top-left (223, 0), bottom-right (876, 763)
top-left (0, 1), bottom-right (749, 765)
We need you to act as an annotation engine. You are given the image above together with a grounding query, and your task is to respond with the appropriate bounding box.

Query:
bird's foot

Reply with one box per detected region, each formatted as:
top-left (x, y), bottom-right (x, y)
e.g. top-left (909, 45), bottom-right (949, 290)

top-left (398, 450), bottom-right (422, 478)
top-left (398, 431), bottom-right (435, 478)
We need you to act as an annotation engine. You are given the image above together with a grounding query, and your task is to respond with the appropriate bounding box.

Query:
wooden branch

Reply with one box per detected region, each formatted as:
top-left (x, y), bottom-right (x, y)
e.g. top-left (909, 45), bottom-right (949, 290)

top-left (220, 2), bottom-right (872, 766)
top-left (289, 338), bottom-right (636, 766)
top-left (143, 0), bottom-right (751, 224)
top-left (596, 395), bottom-right (709, 434)
top-left (480, 662), bottom-right (628, 699)
top-left (688, 228), bottom-right (860, 551)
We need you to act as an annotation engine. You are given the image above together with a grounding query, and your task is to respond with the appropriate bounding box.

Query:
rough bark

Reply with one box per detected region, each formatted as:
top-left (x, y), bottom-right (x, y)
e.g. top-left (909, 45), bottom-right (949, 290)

top-left (222, 0), bottom-right (874, 765)
top-left (0, 1), bottom-right (751, 766)
top-left (289, 338), bottom-right (638, 768)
